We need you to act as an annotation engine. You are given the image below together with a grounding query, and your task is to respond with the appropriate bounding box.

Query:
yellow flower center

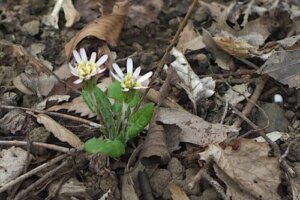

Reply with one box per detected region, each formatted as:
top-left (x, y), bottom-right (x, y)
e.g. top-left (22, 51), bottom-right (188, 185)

top-left (76, 61), bottom-right (95, 77)
top-left (121, 73), bottom-right (137, 89)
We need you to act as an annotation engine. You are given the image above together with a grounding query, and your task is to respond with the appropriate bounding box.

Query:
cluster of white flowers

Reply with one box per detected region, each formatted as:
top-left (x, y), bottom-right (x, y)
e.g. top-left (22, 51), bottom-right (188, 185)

top-left (69, 48), bottom-right (152, 91)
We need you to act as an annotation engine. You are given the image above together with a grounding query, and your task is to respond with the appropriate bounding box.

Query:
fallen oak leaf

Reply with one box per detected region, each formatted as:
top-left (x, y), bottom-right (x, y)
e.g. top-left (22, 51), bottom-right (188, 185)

top-left (36, 113), bottom-right (83, 148)
top-left (156, 108), bottom-right (238, 146)
top-left (200, 139), bottom-right (281, 200)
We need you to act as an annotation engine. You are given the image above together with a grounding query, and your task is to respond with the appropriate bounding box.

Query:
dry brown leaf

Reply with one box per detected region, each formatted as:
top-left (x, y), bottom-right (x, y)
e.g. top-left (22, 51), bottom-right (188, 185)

top-left (36, 113), bottom-right (83, 148)
top-left (224, 83), bottom-right (251, 106)
top-left (0, 109), bottom-right (26, 135)
top-left (47, 96), bottom-right (96, 118)
top-left (213, 33), bottom-right (258, 58)
top-left (156, 108), bottom-right (239, 146)
top-left (177, 21), bottom-right (205, 53)
top-left (257, 49), bottom-right (300, 88)
top-left (64, 1), bottom-right (128, 60)
top-left (139, 123), bottom-right (170, 166)
top-left (168, 182), bottom-right (190, 200)
top-left (200, 139), bottom-right (281, 200)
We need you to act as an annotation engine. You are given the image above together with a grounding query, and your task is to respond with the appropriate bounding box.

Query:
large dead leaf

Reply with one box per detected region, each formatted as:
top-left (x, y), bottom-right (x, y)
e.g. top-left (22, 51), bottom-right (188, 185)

top-left (200, 139), bottom-right (281, 200)
top-left (156, 108), bottom-right (238, 146)
top-left (257, 49), bottom-right (300, 88)
top-left (64, 1), bottom-right (128, 59)
top-left (170, 47), bottom-right (215, 110)
top-left (0, 147), bottom-right (32, 186)
top-left (36, 114), bottom-right (83, 148)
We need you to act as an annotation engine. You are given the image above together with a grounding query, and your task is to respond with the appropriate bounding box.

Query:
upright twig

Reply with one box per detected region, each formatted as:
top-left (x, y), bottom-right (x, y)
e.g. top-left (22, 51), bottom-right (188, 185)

top-left (134, 0), bottom-right (198, 112)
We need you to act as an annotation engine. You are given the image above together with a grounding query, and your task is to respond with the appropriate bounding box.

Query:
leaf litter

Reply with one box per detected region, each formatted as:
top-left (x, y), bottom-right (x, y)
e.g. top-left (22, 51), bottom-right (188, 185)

top-left (2, 0), bottom-right (300, 199)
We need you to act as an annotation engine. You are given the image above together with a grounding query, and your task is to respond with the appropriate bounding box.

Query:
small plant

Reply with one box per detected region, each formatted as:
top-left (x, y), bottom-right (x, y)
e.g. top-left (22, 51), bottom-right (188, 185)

top-left (69, 48), bottom-right (154, 157)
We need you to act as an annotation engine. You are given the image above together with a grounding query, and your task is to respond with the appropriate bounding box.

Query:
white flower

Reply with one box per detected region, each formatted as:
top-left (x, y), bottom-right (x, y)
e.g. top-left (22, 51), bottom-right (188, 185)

top-left (111, 58), bottom-right (153, 92)
top-left (69, 48), bottom-right (108, 84)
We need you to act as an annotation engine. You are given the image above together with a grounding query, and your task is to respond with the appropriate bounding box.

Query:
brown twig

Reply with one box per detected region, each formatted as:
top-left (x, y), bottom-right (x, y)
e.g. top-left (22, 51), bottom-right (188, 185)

top-left (0, 140), bottom-right (74, 154)
top-left (138, 171), bottom-right (155, 200)
top-left (0, 104), bottom-right (101, 128)
top-left (233, 75), bottom-right (268, 128)
top-left (189, 158), bottom-right (228, 200)
top-left (220, 98), bottom-right (228, 124)
top-left (14, 158), bottom-right (70, 200)
top-left (134, 0), bottom-right (198, 112)
top-left (0, 154), bottom-right (68, 193)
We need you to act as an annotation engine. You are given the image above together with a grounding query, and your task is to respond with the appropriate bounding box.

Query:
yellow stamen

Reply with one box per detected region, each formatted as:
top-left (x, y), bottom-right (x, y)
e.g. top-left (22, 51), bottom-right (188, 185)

top-left (76, 61), bottom-right (95, 77)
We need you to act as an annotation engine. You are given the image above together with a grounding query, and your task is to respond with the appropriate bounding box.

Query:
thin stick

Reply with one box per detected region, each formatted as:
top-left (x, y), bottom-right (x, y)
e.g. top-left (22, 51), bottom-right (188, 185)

top-left (14, 159), bottom-right (69, 200)
top-left (0, 140), bottom-right (73, 154)
top-left (233, 75), bottom-right (268, 128)
top-left (0, 105), bottom-right (101, 128)
top-left (220, 98), bottom-right (228, 124)
top-left (134, 0), bottom-right (197, 112)
top-left (0, 154), bottom-right (68, 193)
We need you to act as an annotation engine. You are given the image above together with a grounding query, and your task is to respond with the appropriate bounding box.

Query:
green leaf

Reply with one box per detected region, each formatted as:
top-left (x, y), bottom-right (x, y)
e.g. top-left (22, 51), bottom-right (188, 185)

top-left (125, 103), bottom-right (154, 141)
top-left (93, 87), bottom-right (116, 137)
top-left (84, 138), bottom-right (126, 158)
top-left (107, 81), bottom-right (124, 102)
top-left (128, 91), bottom-right (140, 108)
top-left (112, 102), bottom-right (122, 113)
top-left (82, 89), bottom-right (96, 113)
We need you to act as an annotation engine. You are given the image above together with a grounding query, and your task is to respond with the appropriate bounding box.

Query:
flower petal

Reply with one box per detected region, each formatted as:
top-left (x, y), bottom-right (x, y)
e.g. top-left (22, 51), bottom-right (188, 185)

top-left (133, 86), bottom-right (148, 90)
top-left (126, 58), bottom-right (133, 74)
top-left (137, 71), bottom-right (153, 83)
top-left (72, 50), bottom-right (81, 63)
top-left (112, 63), bottom-right (124, 78)
top-left (68, 63), bottom-right (78, 76)
top-left (96, 55), bottom-right (108, 67)
top-left (97, 68), bottom-right (106, 74)
top-left (80, 48), bottom-right (88, 61)
top-left (122, 88), bottom-right (129, 92)
top-left (111, 72), bottom-right (122, 82)
top-left (73, 78), bottom-right (83, 84)
top-left (90, 52), bottom-right (97, 63)
top-left (133, 66), bottom-right (141, 79)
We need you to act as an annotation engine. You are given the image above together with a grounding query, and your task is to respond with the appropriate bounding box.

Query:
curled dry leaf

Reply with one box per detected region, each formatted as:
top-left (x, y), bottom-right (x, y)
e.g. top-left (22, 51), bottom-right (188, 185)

top-left (35, 95), bottom-right (70, 110)
top-left (200, 139), bottom-right (281, 200)
top-left (139, 123), bottom-right (170, 166)
top-left (0, 147), bottom-right (32, 186)
top-left (213, 33), bottom-right (259, 58)
top-left (64, 0), bottom-right (128, 60)
top-left (257, 49), bottom-right (300, 88)
top-left (170, 47), bottom-right (215, 109)
top-left (36, 113), bottom-right (83, 148)
top-left (156, 108), bottom-right (239, 146)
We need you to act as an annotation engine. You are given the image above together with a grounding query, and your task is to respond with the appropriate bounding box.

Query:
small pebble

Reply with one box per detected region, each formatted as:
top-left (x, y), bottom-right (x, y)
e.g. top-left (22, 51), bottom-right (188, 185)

top-left (273, 94), bottom-right (283, 103)
top-left (22, 20), bottom-right (40, 36)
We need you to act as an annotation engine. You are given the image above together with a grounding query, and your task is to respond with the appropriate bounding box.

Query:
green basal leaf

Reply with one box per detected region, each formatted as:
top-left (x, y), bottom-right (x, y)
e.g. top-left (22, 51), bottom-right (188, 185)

top-left (125, 103), bottom-right (154, 141)
top-left (84, 138), bottom-right (125, 158)
top-left (112, 102), bottom-right (122, 113)
top-left (107, 81), bottom-right (124, 102)
top-left (128, 91), bottom-right (140, 108)
top-left (82, 89), bottom-right (96, 113)
top-left (93, 86), bottom-right (116, 138)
